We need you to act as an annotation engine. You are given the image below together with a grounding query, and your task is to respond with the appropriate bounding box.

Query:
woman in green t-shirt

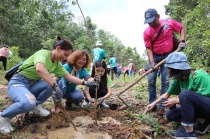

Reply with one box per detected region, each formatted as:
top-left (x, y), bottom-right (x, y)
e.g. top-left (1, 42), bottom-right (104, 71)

top-left (0, 37), bottom-right (96, 135)
top-left (144, 52), bottom-right (210, 138)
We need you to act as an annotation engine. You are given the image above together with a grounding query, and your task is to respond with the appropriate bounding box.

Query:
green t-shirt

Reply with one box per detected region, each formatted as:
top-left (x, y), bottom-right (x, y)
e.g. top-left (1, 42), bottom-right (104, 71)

top-left (19, 50), bottom-right (68, 80)
top-left (167, 70), bottom-right (210, 97)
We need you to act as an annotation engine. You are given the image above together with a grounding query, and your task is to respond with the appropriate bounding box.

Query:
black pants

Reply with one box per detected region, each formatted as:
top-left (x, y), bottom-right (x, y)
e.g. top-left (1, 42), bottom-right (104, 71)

top-left (107, 68), bottom-right (110, 75)
top-left (124, 70), bottom-right (129, 78)
top-left (89, 87), bottom-right (107, 99)
top-left (0, 56), bottom-right (7, 71)
top-left (111, 67), bottom-right (117, 80)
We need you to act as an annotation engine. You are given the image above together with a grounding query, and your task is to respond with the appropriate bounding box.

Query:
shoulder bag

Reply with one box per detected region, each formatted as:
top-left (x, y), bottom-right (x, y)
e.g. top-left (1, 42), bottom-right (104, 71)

top-left (4, 61), bottom-right (33, 81)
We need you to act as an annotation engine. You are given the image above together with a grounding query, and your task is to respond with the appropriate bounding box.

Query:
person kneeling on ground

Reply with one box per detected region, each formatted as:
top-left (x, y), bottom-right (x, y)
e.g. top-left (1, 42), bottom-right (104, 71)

top-left (83, 60), bottom-right (113, 108)
top-left (0, 38), bottom-right (96, 135)
top-left (54, 50), bottom-right (94, 109)
top-left (144, 52), bottom-right (210, 139)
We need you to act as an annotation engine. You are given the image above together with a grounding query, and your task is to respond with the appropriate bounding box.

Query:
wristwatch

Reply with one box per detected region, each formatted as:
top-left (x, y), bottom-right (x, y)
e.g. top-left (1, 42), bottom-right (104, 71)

top-left (181, 40), bottom-right (185, 43)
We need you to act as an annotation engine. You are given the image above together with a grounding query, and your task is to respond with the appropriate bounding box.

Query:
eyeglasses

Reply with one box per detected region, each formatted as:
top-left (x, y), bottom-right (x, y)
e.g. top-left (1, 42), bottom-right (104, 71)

top-left (78, 58), bottom-right (87, 62)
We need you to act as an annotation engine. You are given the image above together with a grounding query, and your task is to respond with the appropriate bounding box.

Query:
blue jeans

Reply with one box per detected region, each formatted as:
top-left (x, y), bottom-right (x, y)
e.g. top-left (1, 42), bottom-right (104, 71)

top-left (128, 69), bottom-right (133, 77)
top-left (1, 74), bottom-right (53, 119)
top-left (146, 54), bottom-right (169, 108)
top-left (58, 80), bottom-right (84, 106)
top-left (179, 90), bottom-right (210, 127)
top-left (166, 106), bottom-right (182, 122)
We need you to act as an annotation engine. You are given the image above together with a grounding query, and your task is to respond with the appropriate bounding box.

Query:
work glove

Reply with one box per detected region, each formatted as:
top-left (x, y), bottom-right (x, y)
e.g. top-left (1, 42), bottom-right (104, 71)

top-left (85, 81), bottom-right (98, 88)
top-left (178, 42), bottom-right (186, 50)
top-left (97, 97), bottom-right (104, 104)
top-left (88, 98), bottom-right (95, 103)
top-left (52, 80), bottom-right (63, 102)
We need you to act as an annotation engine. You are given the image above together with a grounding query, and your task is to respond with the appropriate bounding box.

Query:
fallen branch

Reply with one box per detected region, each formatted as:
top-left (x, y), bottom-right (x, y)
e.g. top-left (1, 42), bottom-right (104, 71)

top-left (54, 102), bottom-right (77, 130)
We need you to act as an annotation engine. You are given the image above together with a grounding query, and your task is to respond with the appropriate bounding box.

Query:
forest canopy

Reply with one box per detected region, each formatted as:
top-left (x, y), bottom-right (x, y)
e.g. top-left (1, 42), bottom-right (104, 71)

top-left (0, 0), bottom-right (146, 70)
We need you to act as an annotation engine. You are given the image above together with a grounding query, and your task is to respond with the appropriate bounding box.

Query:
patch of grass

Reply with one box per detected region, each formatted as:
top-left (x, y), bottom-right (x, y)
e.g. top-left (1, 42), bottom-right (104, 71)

top-left (0, 70), bottom-right (7, 85)
top-left (136, 112), bottom-right (163, 138)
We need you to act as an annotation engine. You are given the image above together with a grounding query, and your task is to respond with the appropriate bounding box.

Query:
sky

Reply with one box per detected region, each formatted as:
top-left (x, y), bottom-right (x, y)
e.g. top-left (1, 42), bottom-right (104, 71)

top-left (68, 0), bottom-right (170, 56)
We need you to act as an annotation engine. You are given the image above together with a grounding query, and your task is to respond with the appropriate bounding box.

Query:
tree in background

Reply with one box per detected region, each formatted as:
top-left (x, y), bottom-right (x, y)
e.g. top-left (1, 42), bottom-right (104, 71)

top-left (0, 0), bottom-right (146, 70)
top-left (165, 0), bottom-right (210, 70)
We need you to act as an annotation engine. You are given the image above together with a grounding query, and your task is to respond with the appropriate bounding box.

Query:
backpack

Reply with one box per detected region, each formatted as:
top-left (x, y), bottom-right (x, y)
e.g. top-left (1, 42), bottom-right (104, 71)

top-left (131, 64), bottom-right (135, 71)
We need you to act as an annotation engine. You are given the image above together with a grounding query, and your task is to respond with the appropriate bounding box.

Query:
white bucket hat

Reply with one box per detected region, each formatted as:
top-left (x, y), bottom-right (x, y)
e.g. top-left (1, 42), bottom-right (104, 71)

top-left (95, 40), bottom-right (103, 46)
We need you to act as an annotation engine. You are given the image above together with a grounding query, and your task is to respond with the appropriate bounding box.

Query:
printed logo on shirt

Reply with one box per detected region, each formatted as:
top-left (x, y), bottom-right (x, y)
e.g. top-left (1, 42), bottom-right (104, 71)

top-left (39, 55), bottom-right (46, 63)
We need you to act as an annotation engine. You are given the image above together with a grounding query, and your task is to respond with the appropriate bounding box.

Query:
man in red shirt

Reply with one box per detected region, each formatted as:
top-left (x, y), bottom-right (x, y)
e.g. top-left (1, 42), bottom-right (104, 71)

top-left (143, 8), bottom-right (186, 114)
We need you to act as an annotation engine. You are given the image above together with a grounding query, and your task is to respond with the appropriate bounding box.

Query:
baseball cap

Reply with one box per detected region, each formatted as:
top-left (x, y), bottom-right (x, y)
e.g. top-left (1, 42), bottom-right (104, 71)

top-left (144, 8), bottom-right (158, 24)
top-left (3, 44), bottom-right (8, 48)
top-left (165, 52), bottom-right (190, 70)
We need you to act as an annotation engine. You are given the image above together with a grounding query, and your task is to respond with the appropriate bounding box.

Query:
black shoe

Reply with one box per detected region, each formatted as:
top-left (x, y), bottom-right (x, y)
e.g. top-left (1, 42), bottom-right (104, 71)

top-left (194, 119), bottom-right (210, 134)
top-left (169, 126), bottom-right (197, 139)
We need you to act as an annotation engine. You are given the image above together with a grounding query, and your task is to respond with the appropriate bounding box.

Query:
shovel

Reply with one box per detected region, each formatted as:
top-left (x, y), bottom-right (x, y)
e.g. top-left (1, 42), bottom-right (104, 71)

top-left (117, 41), bottom-right (190, 106)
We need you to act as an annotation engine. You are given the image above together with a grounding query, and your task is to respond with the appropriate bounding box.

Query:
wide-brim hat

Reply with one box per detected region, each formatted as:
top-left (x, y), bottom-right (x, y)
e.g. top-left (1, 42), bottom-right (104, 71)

top-left (144, 8), bottom-right (158, 24)
top-left (165, 52), bottom-right (190, 70)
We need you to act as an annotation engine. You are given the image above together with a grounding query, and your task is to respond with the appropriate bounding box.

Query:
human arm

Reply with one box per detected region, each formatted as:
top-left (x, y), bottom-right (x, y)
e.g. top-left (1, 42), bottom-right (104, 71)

top-left (144, 92), bottom-right (171, 114)
top-left (178, 26), bottom-right (187, 50)
top-left (162, 96), bottom-right (179, 108)
top-left (146, 47), bottom-right (155, 66)
top-left (101, 87), bottom-right (112, 100)
top-left (35, 63), bottom-right (63, 102)
top-left (83, 87), bottom-right (94, 102)
top-left (36, 63), bottom-right (56, 87)
top-left (63, 73), bottom-right (96, 87)
top-left (103, 50), bottom-right (106, 59)
top-left (180, 26), bottom-right (186, 41)
top-left (64, 73), bottom-right (86, 85)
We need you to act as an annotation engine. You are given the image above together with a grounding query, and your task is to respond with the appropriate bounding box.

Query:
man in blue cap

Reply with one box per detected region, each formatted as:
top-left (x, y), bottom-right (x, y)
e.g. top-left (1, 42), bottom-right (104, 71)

top-left (143, 8), bottom-right (186, 115)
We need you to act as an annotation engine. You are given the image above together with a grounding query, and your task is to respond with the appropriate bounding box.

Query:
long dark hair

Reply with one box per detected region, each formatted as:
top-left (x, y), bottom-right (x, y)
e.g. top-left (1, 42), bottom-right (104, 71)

top-left (53, 36), bottom-right (73, 51)
top-left (91, 60), bottom-right (107, 89)
top-left (168, 68), bottom-right (193, 81)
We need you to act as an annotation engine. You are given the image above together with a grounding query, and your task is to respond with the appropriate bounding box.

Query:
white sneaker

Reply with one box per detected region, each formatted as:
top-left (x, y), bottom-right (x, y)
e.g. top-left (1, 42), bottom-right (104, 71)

top-left (33, 104), bottom-right (50, 116)
top-left (82, 100), bottom-right (88, 106)
top-left (101, 101), bottom-right (110, 108)
top-left (0, 113), bottom-right (14, 134)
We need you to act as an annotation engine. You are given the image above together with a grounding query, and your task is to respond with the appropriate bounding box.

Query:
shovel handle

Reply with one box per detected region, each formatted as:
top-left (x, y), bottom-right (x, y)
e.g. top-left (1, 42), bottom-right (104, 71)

top-left (117, 41), bottom-right (190, 96)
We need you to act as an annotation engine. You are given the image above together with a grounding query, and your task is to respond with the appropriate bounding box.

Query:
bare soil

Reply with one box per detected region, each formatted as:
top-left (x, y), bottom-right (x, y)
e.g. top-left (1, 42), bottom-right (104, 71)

top-left (0, 82), bottom-right (208, 139)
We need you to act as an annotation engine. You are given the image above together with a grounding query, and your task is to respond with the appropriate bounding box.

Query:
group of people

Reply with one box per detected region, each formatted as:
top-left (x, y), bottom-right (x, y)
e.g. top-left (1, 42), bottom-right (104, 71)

top-left (122, 59), bottom-right (136, 78)
top-left (0, 7), bottom-right (209, 139)
top-left (0, 38), bottom-right (113, 134)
